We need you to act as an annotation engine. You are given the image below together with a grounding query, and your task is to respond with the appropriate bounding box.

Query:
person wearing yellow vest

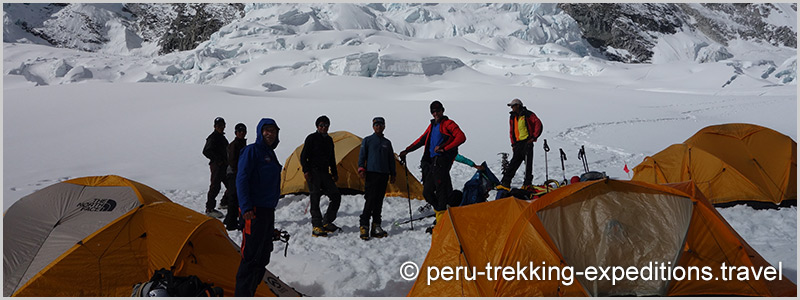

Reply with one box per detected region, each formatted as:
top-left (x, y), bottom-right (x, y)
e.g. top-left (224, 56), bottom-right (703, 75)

top-left (500, 98), bottom-right (543, 189)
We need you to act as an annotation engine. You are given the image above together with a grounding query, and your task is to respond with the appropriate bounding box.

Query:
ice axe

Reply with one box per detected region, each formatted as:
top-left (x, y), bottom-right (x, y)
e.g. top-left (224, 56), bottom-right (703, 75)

top-left (543, 139), bottom-right (550, 182)
top-left (578, 145), bottom-right (589, 173)
top-left (559, 148), bottom-right (567, 184)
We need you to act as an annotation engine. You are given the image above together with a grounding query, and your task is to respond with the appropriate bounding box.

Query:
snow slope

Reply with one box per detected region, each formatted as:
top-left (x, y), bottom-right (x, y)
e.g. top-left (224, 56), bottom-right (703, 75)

top-left (2, 3), bottom-right (797, 297)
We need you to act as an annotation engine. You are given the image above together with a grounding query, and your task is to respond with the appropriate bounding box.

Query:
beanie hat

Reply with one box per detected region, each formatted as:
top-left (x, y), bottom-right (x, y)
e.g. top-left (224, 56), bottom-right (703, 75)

top-left (430, 100), bottom-right (444, 112)
top-left (316, 115), bottom-right (330, 127)
top-left (214, 117), bottom-right (225, 126)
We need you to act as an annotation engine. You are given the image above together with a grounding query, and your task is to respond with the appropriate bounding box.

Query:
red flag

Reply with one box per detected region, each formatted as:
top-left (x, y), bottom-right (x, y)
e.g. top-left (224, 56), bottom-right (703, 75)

top-left (623, 163), bottom-right (630, 173)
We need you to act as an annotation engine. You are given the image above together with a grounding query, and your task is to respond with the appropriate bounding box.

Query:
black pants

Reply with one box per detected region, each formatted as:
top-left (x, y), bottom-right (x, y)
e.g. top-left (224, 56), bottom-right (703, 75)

top-left (207, 161), bottom-right (232, 211)
top-left (361, 172), bottom-right (389, 226)
top-left (501, 141), bottom-right (534, 186)
top-left (223, 173), bottom-right (240, 229)
top-left (421, 158), bottom-right (453, 212)
top-left (235, 207), bottom-right (274, 297)
top-left (309, 169), bottom-right (341, 228)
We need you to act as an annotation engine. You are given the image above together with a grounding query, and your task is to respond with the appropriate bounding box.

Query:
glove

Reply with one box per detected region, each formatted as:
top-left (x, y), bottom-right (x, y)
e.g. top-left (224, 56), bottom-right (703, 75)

top-left (399, 150), bottom-right (408, 163)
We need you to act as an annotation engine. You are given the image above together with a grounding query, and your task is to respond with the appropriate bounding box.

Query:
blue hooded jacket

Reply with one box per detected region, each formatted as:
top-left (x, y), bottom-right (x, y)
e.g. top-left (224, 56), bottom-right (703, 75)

top-left (237, 118), bottom-right (282, 212)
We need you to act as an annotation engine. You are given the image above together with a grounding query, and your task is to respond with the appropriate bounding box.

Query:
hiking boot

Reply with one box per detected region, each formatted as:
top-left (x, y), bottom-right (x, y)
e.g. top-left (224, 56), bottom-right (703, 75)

top-left (218, 203), bottom-right (228, 210)
top-left (425, 226), bottom-right (434, 234)
top-left (322, 223), bottom-right (341, 233)
top-left (371, 223), bottom-right (388, 238)
top-left (312, 227), bottom-right (328, 237)
top-left (205, 209), bottom-right (224, 219)
top-left (359, 226), bottom-right (370, 240)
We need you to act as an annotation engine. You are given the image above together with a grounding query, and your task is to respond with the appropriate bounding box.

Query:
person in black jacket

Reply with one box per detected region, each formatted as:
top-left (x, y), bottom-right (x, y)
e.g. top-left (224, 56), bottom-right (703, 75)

top-left (202, 117), bottom-right (230, 218)
top-left (300, 115), bottom-right (342, 237)
top-left (223, 123), bottom-right (247, 230)
top-left (357, 117), bottom-right (396, 240)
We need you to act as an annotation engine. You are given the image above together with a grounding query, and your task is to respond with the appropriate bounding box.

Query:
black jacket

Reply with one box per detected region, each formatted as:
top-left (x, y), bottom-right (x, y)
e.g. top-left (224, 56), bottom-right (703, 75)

top-left (203, 130), bottom-right (229, 165)
top-left (227, 137), bottom-right (247, 175)
top-left (300, 132), bottom-right (337, 176)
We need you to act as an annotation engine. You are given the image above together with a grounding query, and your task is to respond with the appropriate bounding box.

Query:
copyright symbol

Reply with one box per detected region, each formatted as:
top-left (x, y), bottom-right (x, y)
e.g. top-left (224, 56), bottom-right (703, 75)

top-left (400, 261), bottom-right (419, 281)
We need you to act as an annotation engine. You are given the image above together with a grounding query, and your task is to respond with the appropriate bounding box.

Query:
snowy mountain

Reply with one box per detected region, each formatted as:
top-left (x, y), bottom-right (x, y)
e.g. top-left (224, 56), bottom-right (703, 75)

top-left (5, 3), bottom-right (797, 61)
top-left (2, 2), bottom-right (797, 297)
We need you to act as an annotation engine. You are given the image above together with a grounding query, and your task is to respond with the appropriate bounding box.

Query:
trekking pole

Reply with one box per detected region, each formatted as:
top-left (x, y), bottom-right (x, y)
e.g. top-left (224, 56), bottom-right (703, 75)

top-left (543, 139), bottom-right (550, 181)
top-left (403, 160), bottom-right (414, 230)
top-left (578, 145), bottom-right (589, 173)
top-left (559, 148), bottom-right (567, 184)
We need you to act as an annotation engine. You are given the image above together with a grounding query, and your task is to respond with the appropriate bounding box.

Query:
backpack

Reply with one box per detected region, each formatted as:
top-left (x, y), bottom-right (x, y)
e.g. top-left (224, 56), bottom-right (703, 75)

top-left (131, 268), bottom-right (223, 297)
top-left (461, 162), bottom-right (501, 206)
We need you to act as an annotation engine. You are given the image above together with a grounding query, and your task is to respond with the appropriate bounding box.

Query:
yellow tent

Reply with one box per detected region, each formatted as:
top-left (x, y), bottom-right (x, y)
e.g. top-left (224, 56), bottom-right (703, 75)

top-left (408, 179), bottom-right (796, 297)
top-left (633, 123), bottom-right (796, 207)
top-left (281, 131), bottom-right (424, 200)
top-left (3, 175), bottom-right (291, 297)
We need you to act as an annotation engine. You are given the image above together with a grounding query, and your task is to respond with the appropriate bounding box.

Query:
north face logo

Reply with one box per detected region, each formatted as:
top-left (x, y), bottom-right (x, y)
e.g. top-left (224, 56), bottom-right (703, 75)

top-left (77, 198), bottom-right (117, 212)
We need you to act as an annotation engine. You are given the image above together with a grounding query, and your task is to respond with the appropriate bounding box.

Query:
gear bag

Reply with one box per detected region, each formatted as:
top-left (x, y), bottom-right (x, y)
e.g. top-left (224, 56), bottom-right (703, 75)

top-left (131, 268), bottom-right (223, 297)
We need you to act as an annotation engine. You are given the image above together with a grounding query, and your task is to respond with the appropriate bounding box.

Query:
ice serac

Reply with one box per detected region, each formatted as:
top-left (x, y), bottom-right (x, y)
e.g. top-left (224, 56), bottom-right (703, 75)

top-left (375, 55), bottom-right (465, 77)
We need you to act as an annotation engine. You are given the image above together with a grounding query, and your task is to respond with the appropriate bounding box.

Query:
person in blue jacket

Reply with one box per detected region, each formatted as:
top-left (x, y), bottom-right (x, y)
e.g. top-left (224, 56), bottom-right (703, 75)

top-left (235, 118), bottom-right (281, 297)
top-left (357, 117), bottom-right (396, 240)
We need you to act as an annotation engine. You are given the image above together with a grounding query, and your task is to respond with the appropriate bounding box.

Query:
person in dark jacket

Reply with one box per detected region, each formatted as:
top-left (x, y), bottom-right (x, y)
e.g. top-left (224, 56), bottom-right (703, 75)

top-left (223, 123), bottom-right (247, 231)
top-left (500, 98), bottom-right (543, 189)
top-left (399, 100), bottom-right (466, 232)
top-left (235, 118), bottom-right (281, 297)
top-left (300, 115), bottom-right (342, 237)
top-left (202, 117), bottom-right (230, 218)
top-left (357, 117), bottom-right (396, 240)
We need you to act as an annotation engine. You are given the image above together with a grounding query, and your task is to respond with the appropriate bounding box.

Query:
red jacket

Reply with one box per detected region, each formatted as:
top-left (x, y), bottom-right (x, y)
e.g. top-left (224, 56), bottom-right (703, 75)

top-left (405, 116), bottom-right (466, 163)
top-left (509, 107), bottom-right (542, 144)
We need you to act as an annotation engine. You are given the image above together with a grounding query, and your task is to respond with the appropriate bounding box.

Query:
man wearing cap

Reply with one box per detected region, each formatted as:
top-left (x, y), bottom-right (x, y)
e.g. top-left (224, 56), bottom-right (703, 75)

top-left (300, 115), bottom-right (342, 237)
top-left (501, 98), bottom-right (543, 189)
top-left (223, 123), bottom-right (247, 230)
top-left (202, 117), bottom-right (230, 218)
top-left (399, 100), bottom-right (466, 233)
top-left (357, 117), bottom-right (396, 240)
top-left (235, 118), bottom-right (282, 297)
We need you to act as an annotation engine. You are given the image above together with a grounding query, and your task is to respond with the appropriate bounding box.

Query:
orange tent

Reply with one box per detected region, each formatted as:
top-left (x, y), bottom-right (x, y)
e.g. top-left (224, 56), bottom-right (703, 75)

top-left (408, 179), bottom-right (795, 296)
top-left (281, 131), bottom-right (424, 200)
top-left (632, 123), bottom-right (796, 207)
top-left (3, 175), bottom-right (291, 297)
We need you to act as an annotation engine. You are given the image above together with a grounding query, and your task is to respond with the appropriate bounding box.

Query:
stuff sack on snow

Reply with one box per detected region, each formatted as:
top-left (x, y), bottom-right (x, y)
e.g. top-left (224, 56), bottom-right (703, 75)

top-left (131, 268), bottom-right (223, 297)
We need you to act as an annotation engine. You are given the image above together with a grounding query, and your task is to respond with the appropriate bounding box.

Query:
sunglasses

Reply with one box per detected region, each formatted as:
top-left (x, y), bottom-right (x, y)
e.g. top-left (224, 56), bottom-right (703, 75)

top-left (430, 109), bottom-right (443, 114)
top-left (318, 123), bottom-right (330, 127)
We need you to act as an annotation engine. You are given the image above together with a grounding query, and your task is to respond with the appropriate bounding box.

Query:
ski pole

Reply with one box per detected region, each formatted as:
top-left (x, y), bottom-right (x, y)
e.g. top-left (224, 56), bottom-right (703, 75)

top-left (403, 160), bottom-right (414, 230)
top-left (543, 139), bottom-right (550, 182)
top-left (559, 148), bottom-right (567, 183)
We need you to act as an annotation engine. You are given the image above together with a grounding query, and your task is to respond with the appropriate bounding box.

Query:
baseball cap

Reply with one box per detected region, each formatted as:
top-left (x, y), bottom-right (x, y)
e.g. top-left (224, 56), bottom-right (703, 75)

top-left (372, 117), bottom-right (385, 125)
top-left (507, 99), bottom-right (523, 107)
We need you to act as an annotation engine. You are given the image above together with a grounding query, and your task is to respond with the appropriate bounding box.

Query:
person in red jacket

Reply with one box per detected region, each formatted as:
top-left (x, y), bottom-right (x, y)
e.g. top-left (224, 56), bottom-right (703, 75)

top-left (399, 100), bottom-right (466, 232)
top-left (500, 98), bottom-right (543, 189)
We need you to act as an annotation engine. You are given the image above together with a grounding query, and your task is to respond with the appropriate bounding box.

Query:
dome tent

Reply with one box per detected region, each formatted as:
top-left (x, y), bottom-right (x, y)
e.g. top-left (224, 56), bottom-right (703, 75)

top-left (633, 123), bottom-right (796, 207)
top-left (3, 175), bottom-right (294, 297)
top-left (408, 179), bottom-right (795, 296)
top-left (281, 130), bottom-right (424, 200)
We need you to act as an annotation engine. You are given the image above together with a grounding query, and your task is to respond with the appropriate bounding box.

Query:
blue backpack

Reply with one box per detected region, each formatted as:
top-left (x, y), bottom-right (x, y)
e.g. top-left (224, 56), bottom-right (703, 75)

top-left (459, 162), bottom-right (501, 206)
